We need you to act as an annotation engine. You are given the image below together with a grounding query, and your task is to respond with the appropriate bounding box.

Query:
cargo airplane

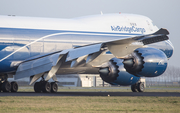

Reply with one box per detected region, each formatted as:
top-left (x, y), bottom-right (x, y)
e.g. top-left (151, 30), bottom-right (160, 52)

top-left (0, 13), bottom-right (174, 93)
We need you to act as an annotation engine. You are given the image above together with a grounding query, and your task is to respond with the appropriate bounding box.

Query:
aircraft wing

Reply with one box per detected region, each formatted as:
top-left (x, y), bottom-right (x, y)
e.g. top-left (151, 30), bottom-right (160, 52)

top-left (106, 28), bottom-right (169, 58)
top-left (14, 28), bottom-right (169, 84)
top-left (14, 43), bottom-right (104, 84)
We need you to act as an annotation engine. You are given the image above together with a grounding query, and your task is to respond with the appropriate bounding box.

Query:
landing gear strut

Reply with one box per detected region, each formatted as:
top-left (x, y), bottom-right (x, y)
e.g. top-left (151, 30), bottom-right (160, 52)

top-left (131, 82), bottom-right (145, 92)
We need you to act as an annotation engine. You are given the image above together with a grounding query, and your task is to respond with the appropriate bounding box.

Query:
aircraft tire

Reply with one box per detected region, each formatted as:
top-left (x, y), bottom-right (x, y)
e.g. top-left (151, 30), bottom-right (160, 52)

top-left (11, 81), bottom-right (18, 92)
top-left (2, 81), bottom-right (11, 92)
top-left (137, 82), bottom-right (145, 92)
top-left (42, 81), bottom-right (51, 93)
top-left (131, 84), bottom-right (138, 92)
top-left (34, 82), bottom-right (42, 93)
top-left (51, 82), bottom-right (58, 93)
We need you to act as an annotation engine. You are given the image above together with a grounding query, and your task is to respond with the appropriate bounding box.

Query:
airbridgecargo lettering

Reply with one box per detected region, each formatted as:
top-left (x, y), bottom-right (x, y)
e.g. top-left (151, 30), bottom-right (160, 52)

top-left (111, 26), bottom-right (146, 34)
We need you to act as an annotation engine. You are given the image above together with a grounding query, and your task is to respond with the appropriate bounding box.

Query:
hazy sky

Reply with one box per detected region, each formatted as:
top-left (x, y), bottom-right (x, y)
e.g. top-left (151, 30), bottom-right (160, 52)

top-left (0, 0), bottom-right (179, 67)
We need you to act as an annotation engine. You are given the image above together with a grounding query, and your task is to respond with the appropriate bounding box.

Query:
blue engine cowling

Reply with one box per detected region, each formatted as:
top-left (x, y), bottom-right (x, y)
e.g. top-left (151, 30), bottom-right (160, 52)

top-left (123, 47), bottom-right (168, 77)
top-left (99, 58), bottom-right (140, 86)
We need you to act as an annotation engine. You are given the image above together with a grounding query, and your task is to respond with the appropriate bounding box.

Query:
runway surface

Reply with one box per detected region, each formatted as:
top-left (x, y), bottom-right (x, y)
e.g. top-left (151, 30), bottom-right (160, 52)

top-left (0, 92), bottom-right (180, 97)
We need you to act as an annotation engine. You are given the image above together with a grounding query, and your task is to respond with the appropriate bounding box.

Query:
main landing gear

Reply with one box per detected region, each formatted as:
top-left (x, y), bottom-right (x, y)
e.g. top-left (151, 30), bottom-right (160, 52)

top-left (34, 81), bottom-right (58, 93)
top-left (0, 81), bottom-right (18, 92)
top-left (0, 75), bottom-right (18, 93)
top-left (131, 82), bottom-right (145, 92)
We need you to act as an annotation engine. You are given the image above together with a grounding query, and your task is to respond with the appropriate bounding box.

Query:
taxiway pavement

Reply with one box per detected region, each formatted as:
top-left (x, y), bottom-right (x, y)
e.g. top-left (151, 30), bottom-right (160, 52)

top-left (0, 92), bottom-right (180, 97)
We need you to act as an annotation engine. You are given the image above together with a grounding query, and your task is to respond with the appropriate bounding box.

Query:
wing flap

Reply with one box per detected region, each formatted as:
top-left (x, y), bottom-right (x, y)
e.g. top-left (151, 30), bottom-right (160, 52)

top-left (66, 43), bottom-right (102, 61)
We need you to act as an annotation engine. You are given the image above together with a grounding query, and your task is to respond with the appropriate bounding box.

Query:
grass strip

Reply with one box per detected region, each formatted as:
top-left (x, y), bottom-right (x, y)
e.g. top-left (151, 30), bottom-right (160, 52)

top-left (0, 96), bottom-right (180, 113)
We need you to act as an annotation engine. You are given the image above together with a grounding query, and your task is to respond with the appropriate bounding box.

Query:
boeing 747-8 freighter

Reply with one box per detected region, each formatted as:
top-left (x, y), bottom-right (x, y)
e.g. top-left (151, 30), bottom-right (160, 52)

top-left (0, 13), bottom-right (173, 93)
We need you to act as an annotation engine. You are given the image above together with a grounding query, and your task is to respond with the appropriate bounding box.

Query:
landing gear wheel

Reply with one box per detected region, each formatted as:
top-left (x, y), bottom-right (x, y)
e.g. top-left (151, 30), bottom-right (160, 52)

top-left (51, 82), bottom-right (58, 93)
top-left (2, 81), bottom-right (11, 92)
top-left (34, 82), bottom-right (42, 93)
top-left (137, 82), bottom-right (145, 92)
top-left (42, 82), bottom-right (51, 93)
top-left (11, 81), bottom-right (18, 92)
top-left (131, 84), bottom-right (138, 92)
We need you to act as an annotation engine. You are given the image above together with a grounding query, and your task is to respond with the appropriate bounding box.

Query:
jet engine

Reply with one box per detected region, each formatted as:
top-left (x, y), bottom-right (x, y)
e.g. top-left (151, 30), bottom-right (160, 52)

top-left (99, 47), bottom-right (168, 86)
top-left (99, 58), bottom-right (140, 86)
top-left (123, 47), bottom-right (168, 77)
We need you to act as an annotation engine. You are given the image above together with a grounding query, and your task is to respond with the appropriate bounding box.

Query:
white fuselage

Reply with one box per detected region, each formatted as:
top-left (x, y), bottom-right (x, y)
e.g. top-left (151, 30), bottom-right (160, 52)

top-left (0, 13), bottom-right (173, 73)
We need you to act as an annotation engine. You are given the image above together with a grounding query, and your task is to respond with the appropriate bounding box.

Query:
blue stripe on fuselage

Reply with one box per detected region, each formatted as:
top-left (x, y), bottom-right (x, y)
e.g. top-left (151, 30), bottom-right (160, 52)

top-left (0, 27), bottom-right (142, 36)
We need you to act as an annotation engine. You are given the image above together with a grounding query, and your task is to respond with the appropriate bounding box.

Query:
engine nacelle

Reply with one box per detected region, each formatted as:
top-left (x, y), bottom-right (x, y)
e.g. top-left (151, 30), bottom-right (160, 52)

top-left (123, 47), bottom-right (168, 77)
top-left (99, 58), bottom-right (140, 86)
